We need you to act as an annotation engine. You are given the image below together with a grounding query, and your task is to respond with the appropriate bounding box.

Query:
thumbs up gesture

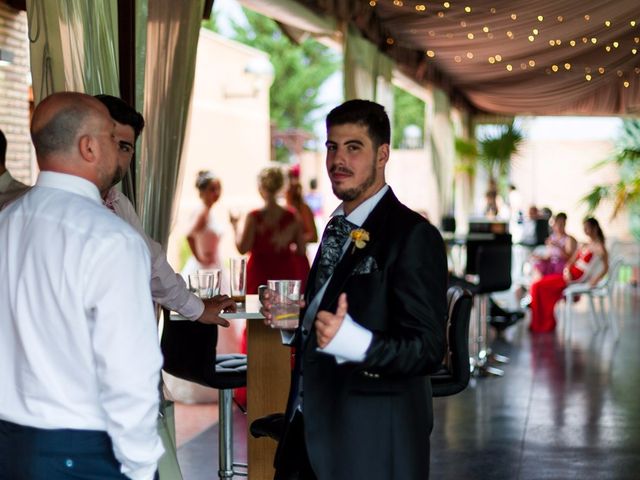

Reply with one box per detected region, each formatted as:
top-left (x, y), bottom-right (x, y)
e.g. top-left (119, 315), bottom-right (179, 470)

top-left (315, 293), bottom-right (348, 348)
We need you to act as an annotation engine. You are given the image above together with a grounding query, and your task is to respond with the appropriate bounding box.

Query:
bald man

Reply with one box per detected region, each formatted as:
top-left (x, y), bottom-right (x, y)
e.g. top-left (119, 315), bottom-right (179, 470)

top-left (0, 92), bottom-right (164, 480)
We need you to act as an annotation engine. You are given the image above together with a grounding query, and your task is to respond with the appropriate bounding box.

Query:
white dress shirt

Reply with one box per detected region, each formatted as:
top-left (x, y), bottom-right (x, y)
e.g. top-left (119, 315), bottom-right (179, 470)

top-left (104, 188), bottom-right (204, 320)
top-left (0, 169), bottom-right (29, 209)
top-left (0, 172), bottom-right (164, 480)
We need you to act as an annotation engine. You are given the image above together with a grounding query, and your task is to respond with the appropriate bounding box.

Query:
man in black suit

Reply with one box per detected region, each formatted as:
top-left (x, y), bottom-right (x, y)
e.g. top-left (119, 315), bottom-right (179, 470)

top-left (262, 99), bottom-right (448, 479)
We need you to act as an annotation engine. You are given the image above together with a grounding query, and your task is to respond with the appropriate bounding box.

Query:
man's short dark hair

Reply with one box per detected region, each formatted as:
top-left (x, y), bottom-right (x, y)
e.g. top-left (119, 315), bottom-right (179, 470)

top-left (326, 99), bottom-right (391, 148)
top-left (0, 129), bottom-right (6, 167)
top-left (555, 212), bottom-right (567, 221)
top-left (95, 95), bottom-right (145, 139)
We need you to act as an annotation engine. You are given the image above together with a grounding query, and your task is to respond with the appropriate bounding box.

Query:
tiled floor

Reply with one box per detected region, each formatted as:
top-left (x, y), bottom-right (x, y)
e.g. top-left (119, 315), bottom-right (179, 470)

top-left (176, 285), bottom-right (640, 480)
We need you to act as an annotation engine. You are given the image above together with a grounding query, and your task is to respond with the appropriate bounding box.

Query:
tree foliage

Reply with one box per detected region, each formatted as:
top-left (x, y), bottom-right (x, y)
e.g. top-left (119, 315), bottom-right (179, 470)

top-left (213, 8), bottom-right (339, 134)
top-left (392, 87), bottom-right (425, 148)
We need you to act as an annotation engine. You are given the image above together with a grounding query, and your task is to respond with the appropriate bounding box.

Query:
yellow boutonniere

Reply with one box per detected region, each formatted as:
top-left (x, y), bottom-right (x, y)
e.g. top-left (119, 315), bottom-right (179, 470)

top-left (350, 228), bottom-right (370, 253)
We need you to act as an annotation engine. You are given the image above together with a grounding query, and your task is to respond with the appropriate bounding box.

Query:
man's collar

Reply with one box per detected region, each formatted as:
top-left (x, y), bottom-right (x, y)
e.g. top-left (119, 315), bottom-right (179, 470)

top-left (36, 171), bottom-right (102, 204)
top-left (330, 184), bottom-right (389, 228)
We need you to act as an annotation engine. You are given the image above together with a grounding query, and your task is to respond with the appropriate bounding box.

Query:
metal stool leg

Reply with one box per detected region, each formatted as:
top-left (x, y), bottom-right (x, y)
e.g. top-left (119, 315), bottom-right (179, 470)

top-left (217, 388), bottom-right (247, 479)
top-left (473, 295), bottom-right (503, 377)
top-left (218, 389), bottom-right (234, 479)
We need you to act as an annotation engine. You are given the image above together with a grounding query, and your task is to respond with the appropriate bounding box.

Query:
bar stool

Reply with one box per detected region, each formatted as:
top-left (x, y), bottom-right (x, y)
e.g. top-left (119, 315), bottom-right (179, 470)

top-left (465, 241), bottom-right (512, 376)
top-left (160, 309), bottom-right (248, 478)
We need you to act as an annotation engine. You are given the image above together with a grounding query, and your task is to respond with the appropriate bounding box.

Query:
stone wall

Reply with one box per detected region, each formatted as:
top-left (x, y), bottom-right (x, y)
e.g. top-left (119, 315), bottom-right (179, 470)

top-left (0, 3), bottom-right (31, 184)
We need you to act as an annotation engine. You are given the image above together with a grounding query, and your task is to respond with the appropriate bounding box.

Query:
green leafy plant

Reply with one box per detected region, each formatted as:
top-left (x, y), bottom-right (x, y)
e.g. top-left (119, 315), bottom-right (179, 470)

top-left (454, 136), bottom-right (478, 177)
top-left (477, 122), bottom-right (524, 184)
top-left (582, 119), bottom-right (640, 219)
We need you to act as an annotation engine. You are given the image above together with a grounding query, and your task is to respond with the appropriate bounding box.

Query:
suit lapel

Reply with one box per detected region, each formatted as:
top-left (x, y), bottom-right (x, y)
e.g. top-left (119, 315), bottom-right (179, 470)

top-left (318, 189), bottom-right (398, 310)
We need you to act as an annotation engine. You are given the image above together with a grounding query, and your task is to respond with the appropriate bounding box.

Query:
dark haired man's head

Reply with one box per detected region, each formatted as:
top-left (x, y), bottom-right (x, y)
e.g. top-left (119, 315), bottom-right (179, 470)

top-left (94, 95), bottom-right (144, 139)
top-left (94, 95), bottom-right (144, 192)
top-left (0, 129), bottom-right (6, 169)
top-left (326, 99), bottom-right (391, 149)
top-left (325, 100), bottom-right (391, 214)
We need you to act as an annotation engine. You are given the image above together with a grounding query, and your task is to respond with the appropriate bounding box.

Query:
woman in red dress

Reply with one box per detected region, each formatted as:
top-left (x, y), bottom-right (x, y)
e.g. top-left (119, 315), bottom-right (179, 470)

top-left (529, 217), bottom-right (608, 333)
top-left (230, 166), bottom-right (307, 407)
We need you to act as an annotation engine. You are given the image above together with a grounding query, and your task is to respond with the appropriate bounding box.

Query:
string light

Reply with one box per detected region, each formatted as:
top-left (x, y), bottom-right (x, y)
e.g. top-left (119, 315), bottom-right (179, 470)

top-left (443, 2), bottom-right (450, 8)
top-left (454, 55), bottom-right (462, 63)
top-left (613, 41), bottom-right (619, 48)
top-left (506, 64), bottom-right (513, 71)
top-left (585, 74), bottom-right (592, 81)
top-left (489, 56), bottom-right (496, 64)
top-left (598, 67), bottom-right (605, 74)
top-left (511, 13), bottom-right (517, 20)
top-left (564, 63), bottom-right (571, 70)
top-left (624, 81), bottom-right (630, 88)
top-left (495, 54), bottom-right (502, 62)
top-left (570, 40), bottom-right (576, 46)
top-left (466, 52), bottom-right (474, 59)
top-left (426, 50), bottom-right (436, 57)
top-left (631, 20), bottom-right (636, 27)
top-left (537, 16), bottom-right (544, 22)
top-left (415, 4), bottom-right (426, 12)
top-left (465, 6), bottom-right (472, 13)
top-left (468, 33), bottom-right (475, 40)
top-left (605, 20), bottom-right (611, 27)
top-left (386, 37), bottom-right (395, 45)
top-left (369, 0), bottom-right (376, 6)
top-left (529, 60), bottom-right (536, 67)
top-left (551, 65), bottom-right (559, 72)
top-left (483, 26), bottom-right (490, 33)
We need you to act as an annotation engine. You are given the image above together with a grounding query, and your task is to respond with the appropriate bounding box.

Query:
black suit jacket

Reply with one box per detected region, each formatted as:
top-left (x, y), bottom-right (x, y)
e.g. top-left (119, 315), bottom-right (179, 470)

top-left (275, 188), bottom-right (448, 480)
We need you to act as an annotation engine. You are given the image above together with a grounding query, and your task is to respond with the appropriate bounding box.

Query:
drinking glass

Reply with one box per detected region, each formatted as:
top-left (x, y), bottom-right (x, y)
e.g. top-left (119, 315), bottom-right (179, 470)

top-left (198, 269), bottom-right (221, 296)
top-left (267, 279), bottom-right (301, 329)
top-left (230, 257), bottom-right (247, 304)
top-left (188, 273), bottom-right (214, 299)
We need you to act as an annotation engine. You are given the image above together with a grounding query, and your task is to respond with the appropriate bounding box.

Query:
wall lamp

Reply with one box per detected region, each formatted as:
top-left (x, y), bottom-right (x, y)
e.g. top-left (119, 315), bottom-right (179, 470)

top-left (0, 48), bottom-right (15, 67)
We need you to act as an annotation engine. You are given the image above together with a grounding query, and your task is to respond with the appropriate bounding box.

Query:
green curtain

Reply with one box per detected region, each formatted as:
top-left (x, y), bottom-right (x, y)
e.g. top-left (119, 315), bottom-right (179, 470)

top-left (427, 88), bottom-right (455, 222)
top-left (26, 0), bottom-right (119, 103)
top-left (343, 25), bottom-right (392, 104)
top-left (137, 0), bottom-right (204, 250)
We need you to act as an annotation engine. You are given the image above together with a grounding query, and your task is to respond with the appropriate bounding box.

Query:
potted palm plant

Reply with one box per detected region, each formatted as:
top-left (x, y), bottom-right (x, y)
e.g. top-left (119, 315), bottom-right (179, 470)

top-left (477, 122), bottom-right (524, 217)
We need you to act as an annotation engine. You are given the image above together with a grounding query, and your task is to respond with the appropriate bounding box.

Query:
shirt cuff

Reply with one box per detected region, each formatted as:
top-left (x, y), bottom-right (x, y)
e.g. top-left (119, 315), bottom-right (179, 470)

top-left (318, 313), bottom-right (372, 363)
top-left (182, 294), bottom-right (205, 321)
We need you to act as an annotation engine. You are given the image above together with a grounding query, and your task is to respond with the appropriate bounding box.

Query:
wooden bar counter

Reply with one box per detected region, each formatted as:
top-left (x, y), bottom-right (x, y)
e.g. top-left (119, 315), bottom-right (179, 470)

top-left (232, 296), bottom-right (291, 480)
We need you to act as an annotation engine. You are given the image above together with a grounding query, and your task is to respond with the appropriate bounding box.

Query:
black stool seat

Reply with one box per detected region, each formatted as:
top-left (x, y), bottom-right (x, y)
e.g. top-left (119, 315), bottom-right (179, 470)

top-left (214, 354), bottom-right (247, 389)
top-left (250, 412), bottom-right (285, 441)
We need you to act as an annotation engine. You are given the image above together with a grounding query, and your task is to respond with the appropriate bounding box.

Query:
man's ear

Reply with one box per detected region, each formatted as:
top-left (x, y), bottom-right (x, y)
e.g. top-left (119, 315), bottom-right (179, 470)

top-left (377, 143), bottom-right (390, 167)
top-left (78, 134), bottom-right (97, 163)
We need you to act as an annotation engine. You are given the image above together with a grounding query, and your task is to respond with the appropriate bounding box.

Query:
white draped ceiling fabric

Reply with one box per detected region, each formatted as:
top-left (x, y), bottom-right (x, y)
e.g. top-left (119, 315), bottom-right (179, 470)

top-left (280, 0), bottom-right (640, 116)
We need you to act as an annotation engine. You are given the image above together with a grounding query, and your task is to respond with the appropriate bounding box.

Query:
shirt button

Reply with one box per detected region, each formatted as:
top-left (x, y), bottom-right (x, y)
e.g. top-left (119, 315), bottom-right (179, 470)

top-left (65, 459), bottom-right (74, 468)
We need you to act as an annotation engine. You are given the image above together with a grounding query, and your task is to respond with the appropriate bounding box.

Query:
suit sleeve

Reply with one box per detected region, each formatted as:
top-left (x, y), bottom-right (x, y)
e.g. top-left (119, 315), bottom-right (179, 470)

top-left (363, 221), bottom-right (448, 376)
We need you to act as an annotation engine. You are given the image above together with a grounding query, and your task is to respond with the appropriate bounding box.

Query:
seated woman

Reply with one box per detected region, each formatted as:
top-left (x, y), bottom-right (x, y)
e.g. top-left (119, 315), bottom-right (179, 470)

top-left (529, 217), bottom-right (608, 333)
top-left (530, 212), bottom-right (577, 281)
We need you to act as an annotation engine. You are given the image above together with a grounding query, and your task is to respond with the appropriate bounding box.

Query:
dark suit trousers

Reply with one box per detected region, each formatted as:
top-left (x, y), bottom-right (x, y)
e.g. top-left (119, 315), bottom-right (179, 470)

top-left (275, 412), bottom-right (318, 480)
top-left (0, 418), bottom-right (142, 480)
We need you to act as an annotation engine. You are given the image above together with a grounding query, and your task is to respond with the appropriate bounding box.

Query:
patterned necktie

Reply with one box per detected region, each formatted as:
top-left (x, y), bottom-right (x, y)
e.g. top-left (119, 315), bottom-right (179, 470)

top-left (315, 215), bottom-right (356, 290)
